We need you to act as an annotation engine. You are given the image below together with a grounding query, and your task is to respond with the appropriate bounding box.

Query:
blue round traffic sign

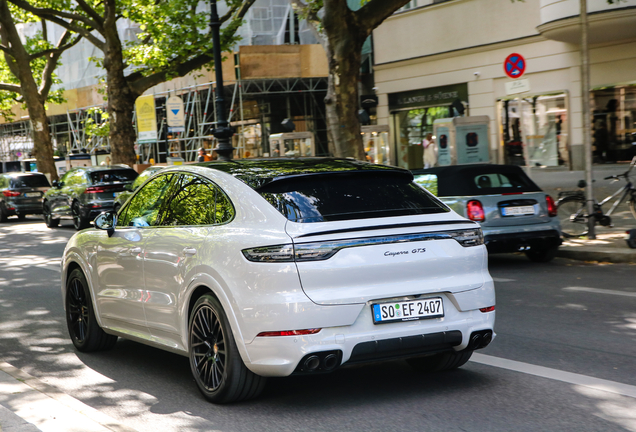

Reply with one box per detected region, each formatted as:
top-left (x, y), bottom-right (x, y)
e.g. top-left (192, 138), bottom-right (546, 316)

top-left (504, 53), bottom-right (526, 79)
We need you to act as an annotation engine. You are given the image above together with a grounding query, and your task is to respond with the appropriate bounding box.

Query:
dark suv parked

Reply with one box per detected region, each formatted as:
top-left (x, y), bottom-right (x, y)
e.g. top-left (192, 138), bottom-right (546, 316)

top-left (43, 165), bottom-right (138, 230)
top-left (0, 172), bottom-right (51, 222)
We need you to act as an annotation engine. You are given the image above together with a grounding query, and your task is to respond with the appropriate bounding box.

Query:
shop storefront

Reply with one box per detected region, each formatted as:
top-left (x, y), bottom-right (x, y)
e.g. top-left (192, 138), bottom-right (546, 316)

top-left (591, 84), bottom-right (636, 163)
top-left (389, 84), bottom-right (468, 169)
top-left (498, 92), bottom-right (569, 168)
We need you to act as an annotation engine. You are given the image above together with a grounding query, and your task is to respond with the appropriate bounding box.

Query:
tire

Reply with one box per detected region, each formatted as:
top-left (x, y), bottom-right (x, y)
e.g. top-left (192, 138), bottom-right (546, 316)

top-left (525, 246), bottom-right (558, 263)
top-left (556, 196), bottom-right (588, 238)
top-left (407, 349), bottom-right (474, 372)
top-left (629, 191), bottom-right (636, 220)
top-left (0, 204), bottom-right (8, 223)
top-left (43, 202), bottom-right (59, 228)
top-left (72, 201), bottom-right (90, 230)
top-left (189, 294), bottom-right (266, 404)
top-left (16, 213), bottom-right (26, 221)
top-left (65, 268), bottom-right (117, 352)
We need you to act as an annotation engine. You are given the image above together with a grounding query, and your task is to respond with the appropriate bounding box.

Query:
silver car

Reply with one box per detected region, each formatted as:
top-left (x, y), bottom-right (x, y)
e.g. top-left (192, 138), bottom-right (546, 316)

top-left (412, 164), bottom-right (562, 262)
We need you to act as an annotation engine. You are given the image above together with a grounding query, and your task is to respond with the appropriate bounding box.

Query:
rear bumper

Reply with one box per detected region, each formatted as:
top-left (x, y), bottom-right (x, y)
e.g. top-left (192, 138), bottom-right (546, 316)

top-left (241, 282), bottom-right (496, 377)
top-left (4, 202), bottom-right (43, 215)
top-left (485, 229), bottom-right (562, 254)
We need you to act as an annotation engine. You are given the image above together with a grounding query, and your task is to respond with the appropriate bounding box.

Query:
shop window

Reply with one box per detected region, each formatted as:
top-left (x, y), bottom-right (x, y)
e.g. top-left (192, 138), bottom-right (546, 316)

top-left (499, 93), bottom-right (568, 167)
top-left (592, 86), bottom-right (636, 163)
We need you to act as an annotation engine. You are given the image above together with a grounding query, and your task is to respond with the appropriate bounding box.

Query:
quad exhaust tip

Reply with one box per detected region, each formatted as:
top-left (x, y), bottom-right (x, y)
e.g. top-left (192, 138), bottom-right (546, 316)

top-left (295, 350), bottom-right (342, 374)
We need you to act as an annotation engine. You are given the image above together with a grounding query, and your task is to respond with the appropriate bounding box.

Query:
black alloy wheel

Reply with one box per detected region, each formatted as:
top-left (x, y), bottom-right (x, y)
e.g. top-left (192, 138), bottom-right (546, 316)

top-left (65, 268), bottom-right (117, 352)
top-left (43, 202), bottom-right (59, 228)
top-left (72, 201), bottom-right (90, 230)
top-left (189, 294), bottom-right (265, 403)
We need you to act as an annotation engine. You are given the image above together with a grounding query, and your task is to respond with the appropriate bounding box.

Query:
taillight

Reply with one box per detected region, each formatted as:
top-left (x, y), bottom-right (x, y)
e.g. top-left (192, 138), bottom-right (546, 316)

top-left (2, 190), bottom-right (21, 197)
top-left (546, 195), bottom-right (557, 217)
top-left (242, 244), bottom-right (294, 262)
top-left (256, 329), bottom-right (321, 337)
top-left (467, 200), bottom-right (485, 222)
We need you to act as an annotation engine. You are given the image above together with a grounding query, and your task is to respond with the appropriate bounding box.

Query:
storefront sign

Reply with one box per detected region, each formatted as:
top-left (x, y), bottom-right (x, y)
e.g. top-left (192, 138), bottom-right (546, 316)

top-left (389, 84), bottom-right (468, 110)
top-left (505, 79), bottom-right (531, 95)
top-left (136, 95), bottom-right (158, 143)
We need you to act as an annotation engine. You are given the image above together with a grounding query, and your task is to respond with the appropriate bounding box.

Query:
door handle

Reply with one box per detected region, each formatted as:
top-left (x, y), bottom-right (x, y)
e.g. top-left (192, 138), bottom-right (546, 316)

top-left (183, 247), bottom-right (197, 256)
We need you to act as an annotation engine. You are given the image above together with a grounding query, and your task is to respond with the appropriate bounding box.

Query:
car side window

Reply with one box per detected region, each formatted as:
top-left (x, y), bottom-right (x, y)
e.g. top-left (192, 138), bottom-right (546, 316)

top-left (117, 174), bottom-right (174, 227)
top-left (65, 170), bottom-right (87, 186)
top-left (159, 174), bottom-right (218, 226)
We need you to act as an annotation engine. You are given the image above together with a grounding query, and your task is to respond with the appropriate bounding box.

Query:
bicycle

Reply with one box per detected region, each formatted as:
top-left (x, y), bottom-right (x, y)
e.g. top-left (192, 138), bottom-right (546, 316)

top-left (556, 156), bottom-right (636, 238)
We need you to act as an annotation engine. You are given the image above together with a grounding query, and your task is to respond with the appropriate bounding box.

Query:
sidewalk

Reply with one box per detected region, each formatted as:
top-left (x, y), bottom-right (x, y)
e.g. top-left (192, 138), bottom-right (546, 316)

top-left (0, 362), bottom-right (136, 432)
top-left (556, 226), bottom-right (636, 264)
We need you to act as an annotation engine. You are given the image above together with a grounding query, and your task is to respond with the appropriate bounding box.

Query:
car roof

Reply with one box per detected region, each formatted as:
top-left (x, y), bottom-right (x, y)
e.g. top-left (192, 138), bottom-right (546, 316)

top-left (71, 164), bottom-right (135, 173)
top-left (2, 172), bottom-right (47, 178)
top-left (411, 164), bottom-right (541, 196)
top-left (194, 158), bottom-right (412, 189)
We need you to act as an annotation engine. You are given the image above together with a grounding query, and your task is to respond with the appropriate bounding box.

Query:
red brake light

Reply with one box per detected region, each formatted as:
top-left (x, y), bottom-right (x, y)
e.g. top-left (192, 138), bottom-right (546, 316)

top-left (467, 200), bottom-right (485, 222)
top-left (546, 195), bottom-right (557, 217)
top-left (2, 190), bottom-right (21, 197)
top-left (257, 329), bottom-right (321, 337)
top-left (480, 306), bottom-right (495, 313)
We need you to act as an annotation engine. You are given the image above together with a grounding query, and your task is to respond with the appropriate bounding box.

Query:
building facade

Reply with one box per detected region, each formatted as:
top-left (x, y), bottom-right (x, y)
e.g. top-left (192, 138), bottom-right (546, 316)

top-left (373, 0), bottom-right (636, 170)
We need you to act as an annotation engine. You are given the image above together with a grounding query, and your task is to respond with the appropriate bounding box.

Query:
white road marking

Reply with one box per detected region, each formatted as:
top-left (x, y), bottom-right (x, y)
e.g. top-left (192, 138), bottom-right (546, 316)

top-left (564, 287), bottom-right (636, 298)
top-left (472, 353), bottom-right (636, 399)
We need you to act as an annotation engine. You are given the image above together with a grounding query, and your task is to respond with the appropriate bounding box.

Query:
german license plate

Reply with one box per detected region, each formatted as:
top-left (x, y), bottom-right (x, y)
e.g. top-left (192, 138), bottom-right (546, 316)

top-left (502, 205), bottom-right (534, 216)
top-left (24, 192), bottom-right (40, 198)
top-left (372, 297), bottom-right (444, 324)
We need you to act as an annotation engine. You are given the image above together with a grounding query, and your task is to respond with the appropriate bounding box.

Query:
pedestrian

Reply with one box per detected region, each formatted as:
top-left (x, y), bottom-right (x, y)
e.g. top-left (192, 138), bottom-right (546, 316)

top-left (422, 133), bottom-right (437, 168)
top-left (197, 147), bottom-right (210, 162)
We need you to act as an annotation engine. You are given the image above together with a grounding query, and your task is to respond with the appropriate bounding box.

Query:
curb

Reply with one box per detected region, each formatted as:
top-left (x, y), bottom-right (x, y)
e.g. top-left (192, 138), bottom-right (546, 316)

top-left (556, 245), bottom-right (636, 264)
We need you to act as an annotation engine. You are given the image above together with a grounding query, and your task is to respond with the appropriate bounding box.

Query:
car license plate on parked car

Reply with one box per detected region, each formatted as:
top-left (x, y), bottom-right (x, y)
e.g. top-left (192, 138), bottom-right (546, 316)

top-left (24, 192), bottom-right (40, 198)
top-left (501, 205), bottom-right (534, 216)
top-left (372, 297), bottom-right (444, 324)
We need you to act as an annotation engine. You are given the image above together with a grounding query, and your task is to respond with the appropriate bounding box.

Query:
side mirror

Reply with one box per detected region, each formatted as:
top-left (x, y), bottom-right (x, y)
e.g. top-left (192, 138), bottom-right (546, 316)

top-left (52, 180), bottom-right (59, 188)
top-left (94, 211), bottom-right (117, 237)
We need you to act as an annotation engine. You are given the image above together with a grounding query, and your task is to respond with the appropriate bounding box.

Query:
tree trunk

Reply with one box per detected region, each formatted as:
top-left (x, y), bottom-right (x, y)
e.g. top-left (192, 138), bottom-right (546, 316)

top-left (22, 90), bottom-right (58, 181)
top-left (322, 1), bottom-right (366, 161)
top-left (103, 30), bottom-right (138, 166)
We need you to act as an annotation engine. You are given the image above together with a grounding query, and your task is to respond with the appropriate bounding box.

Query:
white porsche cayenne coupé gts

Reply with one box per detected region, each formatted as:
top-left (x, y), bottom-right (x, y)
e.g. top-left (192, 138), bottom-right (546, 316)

top-left (61, 158), bottom-right (495, 403)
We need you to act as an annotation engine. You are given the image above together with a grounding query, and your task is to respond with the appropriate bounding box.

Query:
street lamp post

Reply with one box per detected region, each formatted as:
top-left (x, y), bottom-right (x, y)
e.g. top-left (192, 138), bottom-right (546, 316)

top-left (210, 0), bottom-right (234, 161)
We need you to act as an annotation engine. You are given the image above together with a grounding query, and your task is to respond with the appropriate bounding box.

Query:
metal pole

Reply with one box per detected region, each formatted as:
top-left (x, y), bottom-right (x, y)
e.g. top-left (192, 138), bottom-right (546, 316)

top-left (210, 0), bottom-right (234, 160)
top-left (580, 0), bottom-right (595, 238)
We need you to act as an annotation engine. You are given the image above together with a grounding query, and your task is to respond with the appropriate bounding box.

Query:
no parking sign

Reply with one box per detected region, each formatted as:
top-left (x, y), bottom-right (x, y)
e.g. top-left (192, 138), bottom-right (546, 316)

top-left (504, 53), bottom-right (526, 79)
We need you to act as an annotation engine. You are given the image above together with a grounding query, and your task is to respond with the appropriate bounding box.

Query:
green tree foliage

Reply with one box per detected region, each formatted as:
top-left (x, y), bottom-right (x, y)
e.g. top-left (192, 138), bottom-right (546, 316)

top-left (0, 0), bottom-right (81, 179)
top-left (10, 0), bottom-right (256, 166)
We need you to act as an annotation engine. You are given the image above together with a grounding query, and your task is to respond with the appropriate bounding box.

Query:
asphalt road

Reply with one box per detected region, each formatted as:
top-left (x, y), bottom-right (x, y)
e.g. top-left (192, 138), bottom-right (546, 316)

top-left (1, 218), bottom-right (635, 432)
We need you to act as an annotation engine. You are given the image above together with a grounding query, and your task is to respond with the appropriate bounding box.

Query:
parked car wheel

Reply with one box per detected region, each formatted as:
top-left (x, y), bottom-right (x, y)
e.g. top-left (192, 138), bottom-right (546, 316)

top-left (72, 201), bottom-right (90, 230)
top-left (189, 294), bottom-right (266, 403)
top-left (0, 204), bottom-right (7, 223)
top-left (406, 349), bottom-right (473, 372)
top-left (66, 268), bottom-right (117, 352)
top-left (525, 245), bottom-right (558, 263)
top-left (43, 202), bottom-right (60, 228)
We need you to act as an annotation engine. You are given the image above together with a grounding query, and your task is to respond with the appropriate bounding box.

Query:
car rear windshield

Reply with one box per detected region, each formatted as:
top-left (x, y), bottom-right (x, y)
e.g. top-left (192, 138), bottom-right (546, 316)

top-left (90, 169), bottom-right (138, 184)
top-left (9, 175), bottom-right (50, 188)
top-left (256, 172), bottom-right (449, 223)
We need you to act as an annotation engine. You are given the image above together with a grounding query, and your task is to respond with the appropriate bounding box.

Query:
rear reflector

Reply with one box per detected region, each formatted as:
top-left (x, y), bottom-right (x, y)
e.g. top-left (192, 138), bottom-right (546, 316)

top-left (479, 306), bottom-right (495, 313)
top-left (257, 329), bottom-right (321, 337)
top-left (467, 200), bottom-right (485, 222)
